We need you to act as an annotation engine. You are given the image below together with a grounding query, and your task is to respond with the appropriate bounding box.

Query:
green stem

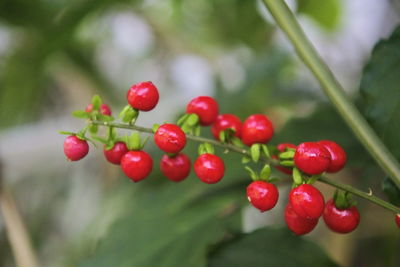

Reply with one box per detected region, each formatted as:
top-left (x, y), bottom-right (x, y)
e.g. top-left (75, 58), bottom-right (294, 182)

top-left (261, 0), bottom-right (400, 189)
top-left (91, 120), bottom-right (400, 214)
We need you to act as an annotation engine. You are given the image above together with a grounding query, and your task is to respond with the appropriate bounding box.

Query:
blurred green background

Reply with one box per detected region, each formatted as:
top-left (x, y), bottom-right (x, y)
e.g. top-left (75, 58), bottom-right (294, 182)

top-left (0, 0), bottom-right (399, 266)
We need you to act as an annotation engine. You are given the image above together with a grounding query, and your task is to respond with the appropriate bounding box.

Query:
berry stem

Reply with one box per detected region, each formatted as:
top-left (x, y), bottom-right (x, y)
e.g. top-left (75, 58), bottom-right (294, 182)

top-left (91, 120), bottom-right (400, 214)
top-left (261, 0), bottom-right (400, 189)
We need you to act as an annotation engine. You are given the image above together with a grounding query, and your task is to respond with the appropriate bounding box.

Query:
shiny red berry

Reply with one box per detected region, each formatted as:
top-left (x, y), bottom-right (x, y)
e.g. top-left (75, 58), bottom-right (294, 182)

top-left (160, 153), bottom-right (191, 182)
top-left (127, 81), bottom-right (159, 111)
top-left (395, 214), bottom-right (400, 228)
top-left (323, 199), bottom-right (360, 234)
top-left (154, 124), bottom-right (186, 154)
top-left (317, 140), bottom-right (347, 173)
top-left (241, 114), bottom-right (274, 146)
top-left (285, 203), bottom-right (318, 235)
top-left (274, 143), bottom-right (297, 175)
top-left (246, 181), bottom-right (279, 212)
top-left (289, 184), bottom-right (325, 219)
top-left (194, 153), bottom-right (224, 184)
top-left (121, 150), bottom-right (153, 182)
top-left (85, 103), bottom-right (112, 116)
top-left (103, 142), bottom-right (128, 165)
top-left (211, 114), bottom-right (242, 140)
top-left (186, 96), bottom-right (219, 126)
top-left (63, 135), bottom-right (89, 161)
top-left (294, 142), bottom-right (331, 175)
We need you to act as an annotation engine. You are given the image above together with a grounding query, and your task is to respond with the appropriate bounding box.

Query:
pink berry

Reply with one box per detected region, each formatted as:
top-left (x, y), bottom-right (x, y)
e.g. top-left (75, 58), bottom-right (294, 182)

top-left (63, 135), bottom-right (89, 161)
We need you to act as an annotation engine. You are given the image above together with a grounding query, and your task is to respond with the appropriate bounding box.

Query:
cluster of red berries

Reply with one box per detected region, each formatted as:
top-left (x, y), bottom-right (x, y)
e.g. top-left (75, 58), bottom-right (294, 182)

top-left (62, 81), bottom-right (400, 235)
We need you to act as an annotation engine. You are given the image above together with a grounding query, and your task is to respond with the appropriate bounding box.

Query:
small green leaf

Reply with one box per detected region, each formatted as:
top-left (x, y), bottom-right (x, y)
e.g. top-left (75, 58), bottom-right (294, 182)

top-left (279, 151), bottom-right (295, 160)
top-left (119, 105), bottom-right (138, 123)
top-left (250, 144), bottom-right (260, 163)
top-left (260, 164), bottom-right (271, 180)
top-left (261, 144), bottom-right (270, 158)
top-left (268, 177), bottom-right (281, 183)
top-left (280, 160), bottom-right (294, 167)
top-left (92, 95), bottom-right (102, 110)
top-left (333, 190), bottom-right (349, 209)
top-left (187, 113), bottom-right (199, 126)
top-left (219, 131), bottom-right (226, 142)
top-left (292, 167), bottom-right (303, 185)
top-left (141, 136), bottom-right (150, 148)
top-left (89, 124), bottom-right (98, 134)
top-left (59, 131), bottom-right (76, 135)
top-left (241, 156), bottom-right (251, 164)
top-left (198, 144), bottom-right (206, 155)
top-left (245, 166), bottom-right (258, 181)
top-left (231, 137), bottom-right (244, 147)
top-left (98, 114), bottom-right (114, 122)
top-left (152, 124), bottom-right (160, 133)
top-left (177, 113), bottom-right (189, 126)
top-left (204, 143), bottom-right (215, 154)
top-left (306, 175), bottom-right (320, 185)
top-left (127, 132), bottom-right (141, 150)
top-left (72, 110), bottom-right (91, 119)
top-left (194, 125), bottom-right (201, 136)
top-left (92, 135), bottom-right (108, 144)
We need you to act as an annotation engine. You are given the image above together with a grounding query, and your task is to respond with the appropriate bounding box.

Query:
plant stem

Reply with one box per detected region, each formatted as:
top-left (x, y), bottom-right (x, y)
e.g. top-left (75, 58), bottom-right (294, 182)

top-left (91, 120), bottom-right (400, 214)
top-left (261, 0), bottom-right (400, 189)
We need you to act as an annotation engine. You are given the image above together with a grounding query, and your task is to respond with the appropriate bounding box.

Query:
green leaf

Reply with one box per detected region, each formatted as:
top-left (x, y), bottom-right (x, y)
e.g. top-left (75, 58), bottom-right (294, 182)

top-left (127, 132), bottom-right (141, 150)
top-left (98, 114), bottom-right (114, 122)
top-left (91, 95), bottom-right (102, 110)
top-left (204, 143), bottom-right (215, 154)
top-left (297, 0), bottom-right (341, 31)
top-left (88, 124), bottom-right (98, 134)
top-left (382, 177), bottom-right (400, 206)
top-left (245, 166), bottom-right (258, 181)
top-left (280, 160), bottom-right (294, 167)
top-left (177, 113), bottom-right (189, 126)
top-left (59, 131), bottom-right (76, 136)
top-left (187, 113), bottom-right (199, 126)
top-left (194, 125), bottom-right (201, 136)
top-left (260, 164), bottom-right (271, 180)
top-left (250, 144), bottom-right (260, 163)
top-left (119, 105), bottom-right (138, 123)
top-left (72, 110), bottom-right (90, 119)
top-left (292, 168), bottom-right (303, 185)
top-left (207, 227), bottom-right (338, 267)
top-left (279, 151), bottom-right (295, 160)
top-left (231, 137), bottom-right (244, 147)
top-left (241, 156), bottom-right (251, 164)
top-left (360, 26), bottom-right (400, 162)
top-left (261, 144), bottom-right (270, 158)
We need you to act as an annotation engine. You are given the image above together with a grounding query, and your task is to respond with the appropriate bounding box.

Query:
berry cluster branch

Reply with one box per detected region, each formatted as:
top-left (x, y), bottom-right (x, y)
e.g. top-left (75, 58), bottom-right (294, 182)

top-left (90, 120), bottom-right (400, 214)
top-left (261, 0), bottom-right (400, 189)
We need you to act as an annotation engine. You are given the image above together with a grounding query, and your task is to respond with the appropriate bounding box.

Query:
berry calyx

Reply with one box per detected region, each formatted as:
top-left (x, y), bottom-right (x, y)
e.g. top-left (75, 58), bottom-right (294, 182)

top-left (285, 203), bottom-right (319, 235)
top-left (186, 96), bottom-right (219, 126)
top-left (241, 114), bottom-right (274, 146)
top-left (289, 184), bottom-right (325, 219)
top-left (317, 140), bottom-right (347, 173)
top-left (85, 103), bottom-right (112, 116)
top-left (294, 142), bottom-right (331, 175)
top-left (273, 143), bottom-right (297, 175)
top-left (103, 142), bottom-right (128, 165)
top-left (121, 150), bottom-right (153, 182)
top-left (395, 214), bottom-right (400, 228)
top-left (246, 181), bottom-right (279, 212)
top-left (154, 124), bottom-right (186, 154)
top-left (127, 81), bottom-right (159, 111)
top-left (211, 114), bottom-right (242, 141)
top-left (63, 135), bottom-right (89, 161)
top-left (194, 153), bottom-right (224, 184)
top-left (160, 153), bottom-right (191, 182)
top-left (323, 199), bottom-right (360, 233)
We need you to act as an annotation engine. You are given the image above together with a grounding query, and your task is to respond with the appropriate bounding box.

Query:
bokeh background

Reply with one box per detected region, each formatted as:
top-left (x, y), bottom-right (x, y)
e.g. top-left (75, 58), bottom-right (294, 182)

top-left (0, 0), bottom-right (400, 266)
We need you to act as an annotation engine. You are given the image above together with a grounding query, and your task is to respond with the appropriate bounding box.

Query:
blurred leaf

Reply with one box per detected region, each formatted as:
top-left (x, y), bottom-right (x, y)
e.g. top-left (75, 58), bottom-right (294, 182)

top-left (360, 26), bottom-right (400, 162)
top-left (207, 227), bottom-right (338, 267)
top-left (382, 177), bottom-right (400, 206)
top-left (297, 0), bottom-right (341, 30)
top-left (72, 110), bottom-right (91, 119)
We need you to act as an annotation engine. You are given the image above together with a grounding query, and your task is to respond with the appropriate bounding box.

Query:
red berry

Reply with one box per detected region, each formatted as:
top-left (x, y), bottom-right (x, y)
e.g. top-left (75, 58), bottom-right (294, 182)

top-left (127, 81), bottom-right (159, 111)
top-left (194, 153), bottom-right (224, 184)
top-left (317, 140), bottom-right (347, 173)
top-left (85, 103), bottom-right (112, 116)
top-left (323, 199), bottom-right (360, 233)
top-left (63, 135), bottom-right (89, 161)
top-left (289, 184), bottom-right (325, 219)
top-left (160, 153), bottom-right (191, 182)
top-left (211, 114), bottom-right (242, 140)
top-left (154, 124), bottom-right (186, 154)
top-left (294, 142), bottom-right (331, 175)
top-left (273, 143), bottom-right (297, 175)
top-left (121, 150), bottom-right (153, 182)
top-left (186, 96), bottom-right (219, 126)
top-left (246, 181), bottom-right (279, 212)
top-left (285, 203), bottom-right (318, 235)
top-left (395, 214), bottom-right (400, 228)
top-left (241, 114), bottom-right (274, 146)
top-left (103, 142), bottom-right (128, 165)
